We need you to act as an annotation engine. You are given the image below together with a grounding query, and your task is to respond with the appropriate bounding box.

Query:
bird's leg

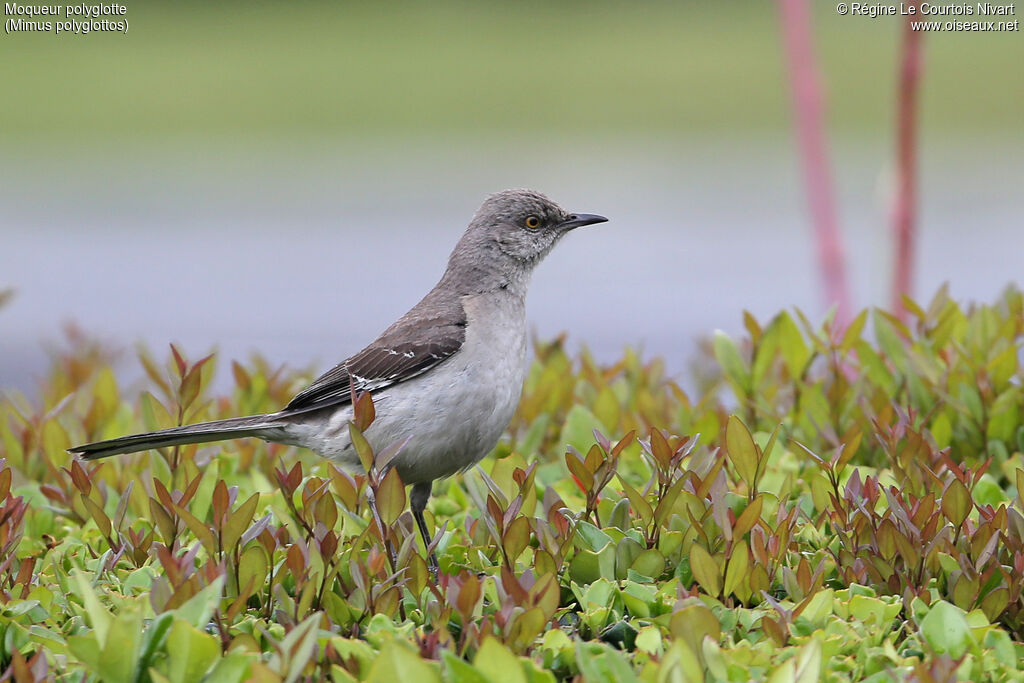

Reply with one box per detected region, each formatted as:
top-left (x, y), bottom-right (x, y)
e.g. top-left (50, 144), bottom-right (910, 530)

top-left (410, 481), bottom-right (438, 571)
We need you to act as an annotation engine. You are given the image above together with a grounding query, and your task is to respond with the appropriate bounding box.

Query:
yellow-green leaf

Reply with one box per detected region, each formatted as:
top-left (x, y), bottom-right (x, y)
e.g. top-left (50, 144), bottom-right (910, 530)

top-left (726, 415), bottom-right (758, 488)
top-left (689, 544), bottom-right (721, 597)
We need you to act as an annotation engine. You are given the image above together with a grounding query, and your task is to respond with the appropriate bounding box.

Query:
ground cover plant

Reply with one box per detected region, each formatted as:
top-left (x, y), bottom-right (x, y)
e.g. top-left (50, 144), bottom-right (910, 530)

top-left (1, 286), bottom-right (1023, 681)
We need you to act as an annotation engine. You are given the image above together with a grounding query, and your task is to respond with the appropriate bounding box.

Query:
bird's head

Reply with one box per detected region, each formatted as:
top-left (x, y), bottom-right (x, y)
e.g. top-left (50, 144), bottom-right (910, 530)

top-left (473, 189), bottom-right (608, 266)
top-left (442, 189), bottom-right (607, 296)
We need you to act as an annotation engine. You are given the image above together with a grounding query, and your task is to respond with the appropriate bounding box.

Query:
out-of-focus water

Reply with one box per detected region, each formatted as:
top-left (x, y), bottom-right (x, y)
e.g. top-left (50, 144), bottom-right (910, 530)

top-left (2, 135), bottom-right (1021, 397)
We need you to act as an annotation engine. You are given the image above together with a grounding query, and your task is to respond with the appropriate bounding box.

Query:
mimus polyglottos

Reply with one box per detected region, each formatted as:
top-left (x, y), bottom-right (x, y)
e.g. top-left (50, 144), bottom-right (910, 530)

top-left (70, 189), bottom-right (607, 561)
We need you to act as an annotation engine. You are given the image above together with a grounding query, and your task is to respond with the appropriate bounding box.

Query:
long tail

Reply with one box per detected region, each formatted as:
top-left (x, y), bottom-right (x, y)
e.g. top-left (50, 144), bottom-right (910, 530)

top-left (69, 414), bottom-right (286, 460)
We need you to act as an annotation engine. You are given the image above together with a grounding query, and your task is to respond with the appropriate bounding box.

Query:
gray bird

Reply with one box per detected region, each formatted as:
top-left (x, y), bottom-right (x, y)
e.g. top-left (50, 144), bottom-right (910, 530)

top-left (70, 189), bottom-right (607, 563)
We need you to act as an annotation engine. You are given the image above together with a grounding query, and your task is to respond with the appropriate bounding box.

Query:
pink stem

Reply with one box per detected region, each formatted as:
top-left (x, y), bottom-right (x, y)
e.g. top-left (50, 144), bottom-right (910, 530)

top-left (776, 0), bottom-right (852, 324)
top-left (891, 4), bottom-right (924, 320)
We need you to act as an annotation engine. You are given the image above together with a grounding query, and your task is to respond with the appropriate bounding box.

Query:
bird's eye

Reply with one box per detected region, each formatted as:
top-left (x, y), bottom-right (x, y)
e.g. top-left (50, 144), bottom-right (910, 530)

top-left (525, 215), bottom-right (541, 229)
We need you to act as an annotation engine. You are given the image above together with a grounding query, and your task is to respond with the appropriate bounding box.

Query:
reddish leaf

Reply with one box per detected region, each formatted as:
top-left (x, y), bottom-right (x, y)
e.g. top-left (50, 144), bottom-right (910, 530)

top-left (0, 467), bottom-right (11, 500)
top-left (649, 429), bottom-right (672, 470)
top-left (223, 493), bottom-right (260, 552)
top-left (179, 472), bottom-right (203, 508)
top-left (287, 462), bottom-right (303, 494)
top-left (353, 391), bottom-right (375, 431)
top-left (169, 344), bottom-right (187, 378)
top-left (456, 573), bottom-right (481, 618)
top-left (212, 480), bottom-right (229, 526)
top-left (153, 479), bottom-right (175, 512)
top-left (231, 361), bottom-right (251, 392)
top-left (502, 516), bottom-right (531, 563)
top-left (69, 460), bottom-right (91, 495)
top-left (320, 530), bottom-right (338, 558)
top-left (611, 430), bottom-right (637, 457)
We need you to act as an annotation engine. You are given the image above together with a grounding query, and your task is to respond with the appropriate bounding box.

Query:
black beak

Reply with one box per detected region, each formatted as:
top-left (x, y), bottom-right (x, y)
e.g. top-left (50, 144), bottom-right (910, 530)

top-left (559, 213), bottom-right (609, 230)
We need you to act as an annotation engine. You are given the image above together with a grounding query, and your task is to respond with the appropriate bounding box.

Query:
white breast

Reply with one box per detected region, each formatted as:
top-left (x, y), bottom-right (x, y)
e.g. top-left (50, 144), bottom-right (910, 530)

top-left (286, 290), bottom-right (528, 484)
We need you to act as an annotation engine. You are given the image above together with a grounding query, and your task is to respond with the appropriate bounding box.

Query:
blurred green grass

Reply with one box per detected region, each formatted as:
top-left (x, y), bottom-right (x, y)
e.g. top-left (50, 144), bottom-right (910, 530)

top-left (1, 1), bottom-right (1021, 148)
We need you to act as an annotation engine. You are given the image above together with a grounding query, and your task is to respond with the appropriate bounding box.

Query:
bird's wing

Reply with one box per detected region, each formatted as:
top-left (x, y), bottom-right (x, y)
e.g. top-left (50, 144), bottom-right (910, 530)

top-left (283, 304), bottom-right (467, 413)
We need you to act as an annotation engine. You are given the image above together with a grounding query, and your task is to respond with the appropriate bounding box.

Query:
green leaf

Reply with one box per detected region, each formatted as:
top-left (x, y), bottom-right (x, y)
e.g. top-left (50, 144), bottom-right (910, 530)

top-left (179, 362), bottom-right (205, 413)
top-left (660, 639), bottom-right (704, 683)
top-left (941, 479), bottom-right (971, 527)
top-left (203, 652), bottom-right (254, 683)
top-left (982, 628), bottom-right (1016, 669)
top-left (840, 309), bottom-right (868, 353)
top-left (568, 549), bottom-right (603, 585)
top-left (987, 344), bottom-right (1018, 389)
top-left (137, 612), bottom-right (175, 680)
top-left (972, 474), bottom-right (1007, 507)
top-left (565, 452), bottom-right (594, 492)
top-left (732, 495), bottom-right (763, 539)
top-left (174, 576), bottom-right (225, 630)
top-left (723, 540), bottom-right (749, 599)
top-left (652, 473), bottom-right (688, 526)
top-left (874, 310), bottom-right (910, 374)
top-left (793, 637), bottom-right (822, 683)
top-left (592, 386), bottom-right (620, 433)
top-left (377, 467), bottom-right (407, 525)
top-left (473, 638), bottom-right (527, 683)
top-left (367, 640), bottom-right (439, 682)
top-left (768, 657), bottom-right (796, 683)
top-left (99, 606), bottom-right (143, 683)
top-left (919, 600), bottom-right (975, 658)
top-left (689, 544), bottom-right (721, 597)
top-left (72, 571), bottom-right (112, 644)
top-left (575, 641), bottom-right (638, 683)
top-left (508, 607), bottom-right (547, 652)
top-left (82, 495), bottom-right (113, 540)
top-left (521, 657), bottom-right (557, 683)
top-left (614, 537), bottom-right (643, 581)
top-left (502, 515), bottom-right (531, 563)
top-left (616, 477), bottom-right (653, 527)
top-left (275, 614), bottom-right (321, 683)
top-left (175, 505), bottom-right (217, 556)
top-left (67, 634), bottom-right (103, 677)
top-left (349, 422), bottom-right (375, 473)
top-left (222, 492), bottom-right (260, 552)
top-left (560, 405), bottom-right (608, 455)
top-left (441, 650), bottom-right (489, 683)
top-left (776, 312), bottom-right (811, 379)
top-left (713, 331), bottom-right (750, 397)
top-left (631, 549), bottom-right (665, 580)
top-left (576, 521), bottom-right (613, 553)
top-left (634, 625), bottom-right (662, 655)
top-left (847, 594), bottom-right (901, 624)
top-left (165, 619), bottom-right (220, 683)
top-left (238, 546), bottom-right (269, 597)
top-left (726, 415), bottom-right (758, 488)
top-left (607, 497), bottom-right (631, 531)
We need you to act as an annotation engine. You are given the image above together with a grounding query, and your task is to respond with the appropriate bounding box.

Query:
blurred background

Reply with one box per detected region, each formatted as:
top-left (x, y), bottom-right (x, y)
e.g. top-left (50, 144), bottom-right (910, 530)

top-left (2, 1), bottom-right (1022, 395)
